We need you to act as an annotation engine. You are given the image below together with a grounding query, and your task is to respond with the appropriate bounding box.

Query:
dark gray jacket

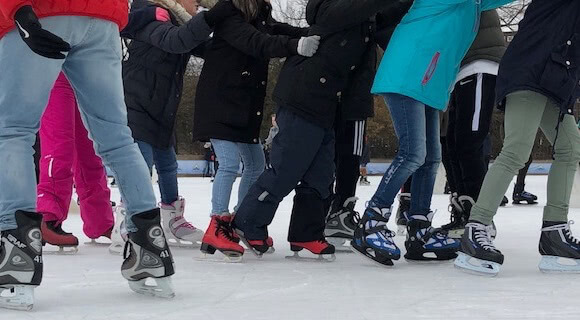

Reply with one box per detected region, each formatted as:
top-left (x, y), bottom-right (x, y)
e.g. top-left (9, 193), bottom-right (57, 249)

top-left (461, 9), bottom-right (506, 67)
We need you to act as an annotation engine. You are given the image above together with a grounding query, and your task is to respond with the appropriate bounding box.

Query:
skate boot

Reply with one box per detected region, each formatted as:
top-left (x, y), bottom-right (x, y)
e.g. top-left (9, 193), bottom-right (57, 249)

top-left (121, 208), bottom-right (175, 299)
top-left (161, 197), bottom-right (203, 247)
top-left (0, 211), bottom-right (43, 311)
top-left (233, 228), bottom-right (273, 258)
top-left (85, 227), bottom-right (113, 246)
top-left (324, 197), bottom-right (360, 250)
top-left (199, 215), bottom-right (244, 263)
top-left (395, 193), bottom-right (410, 236)
top-left (404, 213), bottom-right (459, 262)
top-left (109, 205), bottom-right (128, 255)
top-left (286, 239), bottom-right (336, 262)
top-left (441, 194), bottom-right (471, 239)
top-left (538, 221), bottom-right (580, 273)
top-left (500, 196), bottom-right (508, 207)
top-left (454, 221), bottom-right (504, 276)
top-left (359, 176), bottom-right (371, 186)
top-left (351, 206), bottom-right (400, 267)
top-left (512, 191), bottom-right (538, 205)
top-left (41, 220), bottom-right (78, 254)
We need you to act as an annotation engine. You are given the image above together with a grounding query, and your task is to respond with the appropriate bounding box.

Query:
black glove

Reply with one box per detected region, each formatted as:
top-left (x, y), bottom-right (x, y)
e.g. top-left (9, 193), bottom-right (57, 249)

top-left (14, 5), bottom-right (71, 59)
top-left (203, 0), bottom-right (239, 27)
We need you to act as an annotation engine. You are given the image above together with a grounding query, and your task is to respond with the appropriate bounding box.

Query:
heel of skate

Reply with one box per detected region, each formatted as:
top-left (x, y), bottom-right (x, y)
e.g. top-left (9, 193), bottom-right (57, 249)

top-left (285, 242), bottom-right (336, 262)
top-left (0, 285), bottom-right (35, 311)
top-left (538, 256), bottom-right (580, 273)
top-left (454, 252), bottom-right (500, 276)
top-left (197, 243), bottom-right (243, 263)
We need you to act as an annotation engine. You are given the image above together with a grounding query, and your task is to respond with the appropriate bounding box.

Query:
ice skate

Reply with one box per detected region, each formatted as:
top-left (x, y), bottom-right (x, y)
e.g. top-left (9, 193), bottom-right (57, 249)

top-left (404, 213), bottom-right (459, 262)
top-left (109, 205), bottom-right (128, 255)
top-left (441, 194), bottom-right (471, 239)
top-left (161, 197), bottom-right (203, 248)
top-left (84, 228), bottom-right (112, 246)
top-left (351, 206), bottom-right (400, 267)
top-left (234, 228), bottom-right (272, 258)
top-left (538, 221), bottom-right (580, 273)
top-left (0, 211), bottom-right (43, 311)
top-left (500, 195), bottom-right (508, 207)
top-left (512, 190), bottom-right (538, 205)
top-left (454, 222), bottom-right (503, 276)
top-left (286, 239), bottom-right (336, 262)
top-left (198, 215), bottom-right (244, 263)
top-left (121, 208), bottom-right (175, 299)
top-left (359, 176), bottom-right (371, 186)
top-left (324, 197), bottom-right (360, 251)
top-left (395, 193), bottom-right (410, 236)
top-left (41, 220), bottom-right (78, 255)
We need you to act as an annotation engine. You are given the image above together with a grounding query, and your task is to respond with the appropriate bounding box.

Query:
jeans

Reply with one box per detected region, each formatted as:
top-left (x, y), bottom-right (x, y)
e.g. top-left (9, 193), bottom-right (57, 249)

top-left (0, 17), bottom-right (156, 232)
top-left (470, 91), bottom-right (580, 225)
top-left (136, 140), bottom-right (179, 205)
top-left (369, 93), bottom-right (441, 217)
top-left (210, 139), bottom-right (265, 215)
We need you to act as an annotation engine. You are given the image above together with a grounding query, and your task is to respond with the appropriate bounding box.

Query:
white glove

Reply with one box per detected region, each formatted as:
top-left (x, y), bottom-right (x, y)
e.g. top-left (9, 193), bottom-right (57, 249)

top-left (297, 35), bottom-right (321, 57)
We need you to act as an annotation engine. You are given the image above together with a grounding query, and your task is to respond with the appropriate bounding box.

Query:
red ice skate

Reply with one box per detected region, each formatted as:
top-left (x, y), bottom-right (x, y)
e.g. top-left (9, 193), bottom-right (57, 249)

top-left (287, 239), bottom-right (336, 262)
top-left (200, 215), bottom-right (244, 262)
top-left (41, 220), bottom-right (79, 254)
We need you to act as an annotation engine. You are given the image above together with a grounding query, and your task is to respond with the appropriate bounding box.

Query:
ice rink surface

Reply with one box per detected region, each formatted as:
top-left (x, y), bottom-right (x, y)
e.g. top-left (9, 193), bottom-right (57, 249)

top-left (4, 175), bottom-right (580, 320)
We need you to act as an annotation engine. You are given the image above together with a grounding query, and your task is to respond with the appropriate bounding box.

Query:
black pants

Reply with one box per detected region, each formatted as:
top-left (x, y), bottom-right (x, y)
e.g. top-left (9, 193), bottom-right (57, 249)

top-left (333, 119), bottom-right (366, 208)
top-left (515, 154), bottom-right (533, 194)
top-left (233, 107), bottom-right (336, 242)
top-left (446, 73), bottom-right (497, 200)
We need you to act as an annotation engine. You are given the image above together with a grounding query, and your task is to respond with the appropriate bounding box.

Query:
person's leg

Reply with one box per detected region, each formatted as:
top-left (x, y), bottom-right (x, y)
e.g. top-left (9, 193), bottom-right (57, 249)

top-left (210, 139), bottom-right (241, 215)
top-left (61, 18), bottom-right (156, 232)
top-left (470, 91), bottom-right (547, 225)
top-left (443, 102), bottom-right (460, 194)
top-left (73, 105), bottom-right (114, 239)
top-left (335, 120), bottom-right (364, 206)
top-left (36, 73), bottom-right (76, 224)
top-left (233, 107), bottom-right (326, 240)
top-left (151, 145), bottom-right (179, 205)
top-left (135, 140), bottom-right (155, 174)
top-left (234, 142), bottom-right (265, 212)
top-left (538, 104), bottom-right (580, 223)
top-left (514, 154), bottom-right (533, 194)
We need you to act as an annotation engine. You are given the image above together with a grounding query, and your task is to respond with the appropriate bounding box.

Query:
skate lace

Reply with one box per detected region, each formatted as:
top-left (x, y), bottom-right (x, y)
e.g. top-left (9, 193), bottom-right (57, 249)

top-left (174, 217), bottom-right (196, 230)
top-left (564, 221), bottom-right (580, 245)
top-left (215, 219), bottom-right (237, 241)
top-left (473, 225), bottom-right (496, 251)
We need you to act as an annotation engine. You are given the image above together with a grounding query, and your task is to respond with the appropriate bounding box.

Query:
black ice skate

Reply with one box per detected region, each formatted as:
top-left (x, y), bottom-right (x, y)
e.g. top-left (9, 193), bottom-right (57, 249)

top-left (121, 209), bottom-right (175, 299)
top-left (351, 206), bottom-right (400, 267)
top-left (395, 193), bottom-right (410, 236)
top-left (500, 196), bottom-right (508, 207)
top-left (441, 194), bottom-right (471, 239)
top-left (454, 222), bottom-right (504, 276)
top-left (512, 190), bottom-right (538, 205)
top-left (324, 197), bottom-right (360, 251)
top-left (0, 211), bottom-right (43, 311)
top-left (404, 213), bottom-right (459, 262)
top-left (538, 221), bottom-right (580, 273)
top-left (359, 176), bottom-right (371, 186)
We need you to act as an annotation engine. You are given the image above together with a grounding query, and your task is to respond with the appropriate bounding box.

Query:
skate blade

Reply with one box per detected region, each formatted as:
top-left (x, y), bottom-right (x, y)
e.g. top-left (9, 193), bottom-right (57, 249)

top-left (513, 201), bottom-right (538, 205)
top-left (196, 251), bottom-right (243, 263)
top-left (539, 256), bottom-right (580, 273)
top-left (0, 285), bottom-right (35, 311)
top-left (109, 243), bottom-right (124, 255)
top-left (327, 237), bottom-right (353, 253)
top-left (396, 225), bottom-right (407, 236)
top-left (128, 277), bottom-right (175, 299)
top-left (43, 245), bottom-right (78, 255)
top-left (285, 252), bottom-right (336, 262)
top-left (166, 238), bottom-right (201, 248)
top-left (350, 243), bottom-right (395, 267)
top-left (235, 231), bottom-right (264, 259)
top-left (84, 239), bottom-right (112, 246)
top-left (454, 252), bottom-right (500, 276)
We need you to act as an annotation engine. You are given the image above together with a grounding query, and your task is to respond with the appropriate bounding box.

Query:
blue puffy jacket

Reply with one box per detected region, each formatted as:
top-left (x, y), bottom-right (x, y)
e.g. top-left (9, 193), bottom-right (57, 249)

top-left (372, 0), bottom-right (513, 110)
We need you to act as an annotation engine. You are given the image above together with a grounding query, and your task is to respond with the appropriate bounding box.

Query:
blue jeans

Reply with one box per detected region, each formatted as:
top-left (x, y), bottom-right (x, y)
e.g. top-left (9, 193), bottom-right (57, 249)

top-left (210, 139), bottom-right (265, 215)
top-left (136, 140), bottom-right (179, 205)
top-left (0, 17), bottom-right (156, 232)
top-left (369, 93), bottom-right (441, 217)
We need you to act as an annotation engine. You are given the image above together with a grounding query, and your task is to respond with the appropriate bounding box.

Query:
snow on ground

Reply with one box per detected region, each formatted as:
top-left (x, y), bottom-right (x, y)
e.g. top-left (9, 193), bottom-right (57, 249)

top-left (5, 175), bottom-right (580, 320)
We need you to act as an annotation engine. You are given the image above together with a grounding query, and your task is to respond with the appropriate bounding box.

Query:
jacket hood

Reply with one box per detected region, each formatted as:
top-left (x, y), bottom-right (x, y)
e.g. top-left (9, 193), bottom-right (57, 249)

top-left (149, 0), bottom-right (192, 25)
top-left (305, 0), bottom-right (324, 25)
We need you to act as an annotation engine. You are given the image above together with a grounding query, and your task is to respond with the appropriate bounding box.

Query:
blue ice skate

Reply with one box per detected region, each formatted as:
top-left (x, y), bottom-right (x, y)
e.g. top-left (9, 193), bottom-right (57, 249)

top-left (351, 206), bottom-right (400, 266)
top-left (405, 213), bottom-right (459, 262)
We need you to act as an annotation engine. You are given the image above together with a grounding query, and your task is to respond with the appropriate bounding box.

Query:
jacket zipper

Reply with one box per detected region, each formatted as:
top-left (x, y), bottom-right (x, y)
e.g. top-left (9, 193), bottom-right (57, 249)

top-left (473, 0), bottom-right (481, 33)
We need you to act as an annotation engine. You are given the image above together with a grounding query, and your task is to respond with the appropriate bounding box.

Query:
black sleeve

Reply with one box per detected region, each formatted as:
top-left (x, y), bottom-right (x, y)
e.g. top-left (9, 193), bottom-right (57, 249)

top-left (314, 0), bottom-right (405, 34)
top-left (374, 0), bottom-right (413, 50)
top-left (128, 12), bottom-right (213, 54)
top-left (268, 20), bottom-right (309, 38)
top-left (216, 13), bottom-right (299, 59)
top-left (120, 6), bottom-right (158, 38)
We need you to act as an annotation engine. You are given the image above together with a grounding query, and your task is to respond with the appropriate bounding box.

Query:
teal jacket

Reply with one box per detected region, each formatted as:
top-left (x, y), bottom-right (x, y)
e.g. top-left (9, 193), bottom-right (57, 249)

top-left (371, 0), bottom-right (513, 110)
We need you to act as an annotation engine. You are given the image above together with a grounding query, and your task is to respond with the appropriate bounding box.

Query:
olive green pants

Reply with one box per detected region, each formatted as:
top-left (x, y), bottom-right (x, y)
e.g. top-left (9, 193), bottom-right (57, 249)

top-left (470, 90), bottom-right (580, 225)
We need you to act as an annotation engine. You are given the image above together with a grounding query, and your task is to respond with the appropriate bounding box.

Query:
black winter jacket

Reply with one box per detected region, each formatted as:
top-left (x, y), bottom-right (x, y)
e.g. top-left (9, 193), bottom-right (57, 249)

top-left (461, 10), bottom-right (506, 67)
top-left (192, 1), bottom-right (307, 144)
top-left (121, 0), bottom-right (212, 149)
top-left (496, 0), bottom-right (580, 115)
top-left (273, 0), bottom-right (409, 128)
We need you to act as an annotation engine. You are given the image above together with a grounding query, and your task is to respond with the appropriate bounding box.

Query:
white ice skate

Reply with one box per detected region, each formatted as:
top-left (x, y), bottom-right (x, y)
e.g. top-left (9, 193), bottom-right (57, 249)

top-left (109, 205), bottom-right (128, 255)
top-left (161, 197), bottom-right (203, 248)
top-left (0, 285), bottom-right (35, 311)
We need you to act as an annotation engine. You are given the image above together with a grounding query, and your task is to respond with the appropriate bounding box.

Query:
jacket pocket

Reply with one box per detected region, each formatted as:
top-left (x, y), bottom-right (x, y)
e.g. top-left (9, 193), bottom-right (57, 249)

top-left (422, 52), bottom-right (440, 86)
top-left (539, 37), bottom-right (578, 104)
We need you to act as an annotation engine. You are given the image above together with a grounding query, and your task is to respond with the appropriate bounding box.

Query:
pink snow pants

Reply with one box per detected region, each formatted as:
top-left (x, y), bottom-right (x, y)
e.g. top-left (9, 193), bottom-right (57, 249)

top-left (37, 73), bottom-right (114, 239)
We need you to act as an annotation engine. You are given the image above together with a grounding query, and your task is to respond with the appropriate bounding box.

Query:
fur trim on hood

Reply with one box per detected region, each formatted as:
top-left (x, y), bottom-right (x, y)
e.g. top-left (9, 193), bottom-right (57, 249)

top-left (149, 0), bottom-right (192, 25)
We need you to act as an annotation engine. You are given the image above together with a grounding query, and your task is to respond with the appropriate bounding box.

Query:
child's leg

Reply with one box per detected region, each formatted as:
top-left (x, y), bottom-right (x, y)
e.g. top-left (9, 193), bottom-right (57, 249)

top-left (334, 119), bottom-right (364, 206)
top-left (538, 103), bottom-right (580, 223)
top-left (151, 145), bottom-right (179, 205)
top-left (73, 105), bottom-right (114, 239)
top-left (37, 73), bottom-right (76, 223)
top-left (233, 107), bottom-right (326, 240)
top-left (234, 142), bottom-right (265, 212)
top-left (210, 139), bottom-right (241, 215)
top-left (470, 91), bottom-right (546, 225)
